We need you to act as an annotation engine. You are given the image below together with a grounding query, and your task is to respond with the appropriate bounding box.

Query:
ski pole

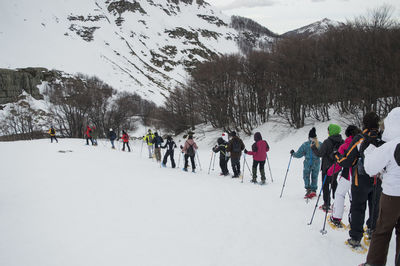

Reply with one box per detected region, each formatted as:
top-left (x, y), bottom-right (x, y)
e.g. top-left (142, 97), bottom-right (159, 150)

top-left (208, 151), bottom-right (214, 175)
top-left (321, 175), bottom-right (334, 234)
top-left (140, 140), bottom-right (144, 157)
top-left (280, 155), bottom-right (293, 198)
top-left (241, 154), bottom-right (246, 183)
top-left (266, 153), bottom-right (274, 183)
top-left (370, 176), bottom-right (378, 231)
top-left (212, 151), bottom-right (216, 171)
top-left (307, 174), bottom-right (328, 226)
top-left (196, 151), bottom-right (202, 171)
top-left (244, 157), bottom-right (252, 175)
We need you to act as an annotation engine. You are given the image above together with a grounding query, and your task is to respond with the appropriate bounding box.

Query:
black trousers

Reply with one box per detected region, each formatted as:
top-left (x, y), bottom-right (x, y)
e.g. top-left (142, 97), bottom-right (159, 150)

top-left (163, 150), bottom-right (176, 168)
top-left (50, 136), bottom-right (58, 143)
top-left (86, 137), bottom-right (93, 145)
top-left (322, 171), bottom-right (339, 207)
top-left (231, 157), bottom-right (241, 177)
top-left (349, 176), bottom-right (382, 241)
top-left (122, 142), bottom-right (131, 152)
top-left (219, 156), bottom-right (229, 175)
top-left (184, 154), bottom-right (195, 170)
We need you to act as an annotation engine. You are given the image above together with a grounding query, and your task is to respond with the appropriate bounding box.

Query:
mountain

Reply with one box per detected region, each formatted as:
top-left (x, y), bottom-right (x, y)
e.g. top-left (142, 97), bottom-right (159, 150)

top-left (0, 0), bottom-right (276, 104)
top-left (282, 18), bottom-right (343, 38)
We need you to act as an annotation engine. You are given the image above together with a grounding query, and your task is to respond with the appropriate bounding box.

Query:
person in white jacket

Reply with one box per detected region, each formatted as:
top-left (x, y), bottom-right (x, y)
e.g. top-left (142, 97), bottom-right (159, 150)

top-left (362, 107), bottom-right (400, 266)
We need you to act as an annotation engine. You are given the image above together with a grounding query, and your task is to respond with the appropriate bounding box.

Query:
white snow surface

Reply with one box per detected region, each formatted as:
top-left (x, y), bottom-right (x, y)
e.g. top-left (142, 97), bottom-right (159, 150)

top-left (0, 121), bottom-right (397, 266)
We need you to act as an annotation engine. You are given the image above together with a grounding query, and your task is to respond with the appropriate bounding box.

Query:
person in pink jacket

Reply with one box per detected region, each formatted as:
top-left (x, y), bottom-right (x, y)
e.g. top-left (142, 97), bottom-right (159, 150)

top-left (245, 132), bottom-right (270, 184)
top-left (180, 135), bottom-right (199, 172)
top-left (330, 125), bottom-right (361, 228)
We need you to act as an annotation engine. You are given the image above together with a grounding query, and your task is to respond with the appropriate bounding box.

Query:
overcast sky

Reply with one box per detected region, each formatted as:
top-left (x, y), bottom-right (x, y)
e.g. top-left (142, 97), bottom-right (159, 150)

top-left (206, 0), bottom-right (400, 34)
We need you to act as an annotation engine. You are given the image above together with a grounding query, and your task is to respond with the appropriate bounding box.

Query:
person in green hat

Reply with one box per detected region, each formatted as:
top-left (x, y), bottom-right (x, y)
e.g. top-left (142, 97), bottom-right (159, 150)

top-left (311, 124), bottom-right (344, 211)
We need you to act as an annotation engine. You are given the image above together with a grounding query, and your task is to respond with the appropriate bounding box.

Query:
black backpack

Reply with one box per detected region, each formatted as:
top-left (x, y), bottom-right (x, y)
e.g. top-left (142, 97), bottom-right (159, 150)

top-left (232, 139), bottom-right (241, 153)
top-left (187, 143), bottom-right (195, 156)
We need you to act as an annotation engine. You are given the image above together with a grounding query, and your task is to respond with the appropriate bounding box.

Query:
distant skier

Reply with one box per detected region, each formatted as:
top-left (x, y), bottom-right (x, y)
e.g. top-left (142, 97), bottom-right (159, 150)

top-left (121, 130), bottom-right (131, 152)
top-left (212, 137), bottom-right (229, 176)
top-left (108, 128), bottom-right (117, 149)
top-left (161, 135), bottom-right (176, 168)
top-left (245, 132), bottom-right (269, 184)
top-left (181, 134), bottom-right (198, 172)
top-left (290, 127), bottom-right (321, 198)
top-left (152, 132), bottom-right (164, 163)
top-left (311, 124), bottom-right (343, 212)
top-left (48, 126), bottom-right (58, 143)
top-left (227, 131), bottom-right (245, 178)
top-left (143, 129), bottom-right (155, 158)
top-left (329, 125), bottom-right (361, 228)
top-left (85, 126), bottom-right (94, 145)
top-left (91, 126), bottom-right (98, 146)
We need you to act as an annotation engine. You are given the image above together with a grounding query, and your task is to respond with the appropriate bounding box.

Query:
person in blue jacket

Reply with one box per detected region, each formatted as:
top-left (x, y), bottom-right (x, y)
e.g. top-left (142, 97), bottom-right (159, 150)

top-left (108, 128), bottom-right (117, 149)
top-left (290, 127), bottom-right (322, 198)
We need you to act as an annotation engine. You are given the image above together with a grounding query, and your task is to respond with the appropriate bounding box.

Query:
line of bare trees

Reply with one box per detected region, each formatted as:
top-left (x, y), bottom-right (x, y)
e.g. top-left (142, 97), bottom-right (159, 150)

top-left (159, 6), bottom-right (400, 134)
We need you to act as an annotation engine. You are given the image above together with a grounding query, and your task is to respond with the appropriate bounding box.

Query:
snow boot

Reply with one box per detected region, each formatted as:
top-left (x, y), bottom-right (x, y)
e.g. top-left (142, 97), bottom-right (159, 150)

top-left (251, 179), bottom-right (257, 183)
top-left (183, 168), bottom-right (188, 172)
top-left (260, 180), bottom-right (266, 185)
top-left (329, 216), bottom-right (344, 228)
top-left (308, 191), bottom-right (317, 198)
top-left (347, 238), bottom-right (361, 248)
top-left (304, 189), bottom-right (312, 198)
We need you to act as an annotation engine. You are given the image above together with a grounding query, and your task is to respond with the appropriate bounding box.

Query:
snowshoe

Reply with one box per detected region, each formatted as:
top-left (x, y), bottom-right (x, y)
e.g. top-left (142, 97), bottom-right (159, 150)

top-left (304, 189), bottom-right (311, 198)
top-left (250, 179), bottom-right (257, 183)
top-left (260, 180), bottom-right (266, 185)
top-left (192, 169), bottom-right (196, 173)
top-left (345, 238), bottom-right (368, 254)
top-left (182, 168), bottom-right (188, 172)
top-left (308, 191), bottom-right (317, 198)
top-left (363, 229), bottom-right (373, 247)
top-left (327, 215), bottom-right (347, 230)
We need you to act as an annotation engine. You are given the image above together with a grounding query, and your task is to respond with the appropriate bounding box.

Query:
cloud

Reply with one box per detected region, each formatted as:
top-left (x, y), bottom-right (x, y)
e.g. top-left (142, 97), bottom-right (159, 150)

top-left (221, 0), bottom-right (277, 10)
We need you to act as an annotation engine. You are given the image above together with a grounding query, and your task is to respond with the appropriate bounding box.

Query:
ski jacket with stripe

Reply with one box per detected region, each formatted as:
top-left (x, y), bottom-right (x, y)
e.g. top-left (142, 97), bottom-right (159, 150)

top-left (364, 107), bottom-right (400, 196)
top-left (213, 138), bottom-right (228, 159)
top-left (335, 129), bottom-right (384, 187)
top-left (162, 139), bottom-right (176, 151)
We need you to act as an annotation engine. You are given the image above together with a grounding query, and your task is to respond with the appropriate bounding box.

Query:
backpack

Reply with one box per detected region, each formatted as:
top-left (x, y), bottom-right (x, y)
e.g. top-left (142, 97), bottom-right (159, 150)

top-left (232, 138), bottom-right (241, 153)
top-left (187, 143), bottom-right (195, 156)
top-left (148, 134), bottom-right (153, 144)
top-left (50, 128), bottom-right (55, 135)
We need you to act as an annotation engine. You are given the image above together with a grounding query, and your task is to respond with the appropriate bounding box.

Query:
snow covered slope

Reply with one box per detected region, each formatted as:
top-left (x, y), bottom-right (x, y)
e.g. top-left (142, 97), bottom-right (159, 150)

top-left (0, 0), bottom-right (275, 103)
top-left (0, 121), bottom-right (396, 266)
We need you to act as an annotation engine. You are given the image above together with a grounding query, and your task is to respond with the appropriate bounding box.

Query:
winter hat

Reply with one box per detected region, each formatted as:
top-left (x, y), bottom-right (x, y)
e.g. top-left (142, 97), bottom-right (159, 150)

top-left (328, 124), bottom-right (341, 136)
top-left (109, 128), bottom-right (113, 131)
top-left (308, 127), bottom-right (317, 139)
top-left (345, 125), bottom-right (360, 137)
top-left (254, 132), bottom-right (262, 142)
top-left (230, 131), bottom-right (237, 137)
top-left (154, 132), bottom-right (158, 136)
top-left (188, 135), bottom-right (193, 139)
top-left (217, 137), bottom-right (224, 145)
top-left (167, 135), bottom-right (172, 141)
top-left (363, 112), bottom-right (380, 130)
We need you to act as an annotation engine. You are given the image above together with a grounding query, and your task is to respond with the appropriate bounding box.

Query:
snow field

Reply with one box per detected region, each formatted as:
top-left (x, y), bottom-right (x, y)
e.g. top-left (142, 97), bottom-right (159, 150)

top-left (0, 123), bottom-right (397, 266)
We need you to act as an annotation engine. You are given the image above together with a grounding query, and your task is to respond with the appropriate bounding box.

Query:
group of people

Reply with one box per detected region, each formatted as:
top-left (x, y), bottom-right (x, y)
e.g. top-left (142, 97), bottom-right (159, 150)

top-left (46, 109), bottom-right (400, 265)
top-left (290, 108), bottom-right (400, 266)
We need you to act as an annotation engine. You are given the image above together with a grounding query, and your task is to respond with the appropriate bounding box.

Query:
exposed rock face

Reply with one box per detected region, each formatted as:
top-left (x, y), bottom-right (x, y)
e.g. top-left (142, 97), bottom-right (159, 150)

top-left (0, 68), bottom-right (56, 104)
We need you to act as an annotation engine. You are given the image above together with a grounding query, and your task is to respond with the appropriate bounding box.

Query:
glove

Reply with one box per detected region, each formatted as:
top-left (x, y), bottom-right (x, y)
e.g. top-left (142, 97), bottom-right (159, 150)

top-left (244, 149), bottom-right (248, 154)
top-left (290, 149), bottom-right (294, 155)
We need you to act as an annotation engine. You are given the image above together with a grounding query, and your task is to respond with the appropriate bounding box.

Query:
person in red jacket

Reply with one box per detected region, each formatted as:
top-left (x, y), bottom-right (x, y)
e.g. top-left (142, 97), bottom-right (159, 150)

top-left (245, 132), bottom-right (270, 184)
top-left (85, 126), bottom-right (94, 145)
top-left (121, 130), bottom-right (131, 152)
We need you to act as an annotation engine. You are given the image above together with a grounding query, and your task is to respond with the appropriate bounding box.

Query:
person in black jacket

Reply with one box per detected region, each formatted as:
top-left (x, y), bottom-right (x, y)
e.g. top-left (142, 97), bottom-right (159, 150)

top-left (108, 128), bottom-right (117, 149)
top-left (212, 137), bottom-right (229, 176)
top-left (161, 136), bottom-right (176, 168)
top-left (311, 124), bottom-right (344, 211)
top-left (152, 132), bottom-right (164, 163)
top-left (335, 112), bottom-right (384, 248)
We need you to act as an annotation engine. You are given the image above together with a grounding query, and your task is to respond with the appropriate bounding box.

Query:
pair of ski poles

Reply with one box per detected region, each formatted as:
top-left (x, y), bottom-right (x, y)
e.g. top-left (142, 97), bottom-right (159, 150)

top-left (207, 151), bottom-right (217, 174)
top-left (177, 151), bottom-right (202, 171)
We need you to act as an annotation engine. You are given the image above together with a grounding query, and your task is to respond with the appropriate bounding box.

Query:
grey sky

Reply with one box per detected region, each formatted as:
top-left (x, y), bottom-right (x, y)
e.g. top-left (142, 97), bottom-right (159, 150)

top-left (206, 0), bottom-right (400, 34)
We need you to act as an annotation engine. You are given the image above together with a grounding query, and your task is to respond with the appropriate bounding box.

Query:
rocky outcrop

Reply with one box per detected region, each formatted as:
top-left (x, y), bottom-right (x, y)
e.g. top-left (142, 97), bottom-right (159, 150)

top-left (0, 68), bottom-right (56, 104)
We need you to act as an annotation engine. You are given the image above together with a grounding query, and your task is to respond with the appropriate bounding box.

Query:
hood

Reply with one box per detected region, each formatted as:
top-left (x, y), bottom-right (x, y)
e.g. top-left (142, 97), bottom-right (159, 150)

top-left (328, 124), bottom-right (341, 136)
top-left (395, 144), bottom-right (400, 166)
top-left (328, 134), bottom-right (343, 143)
top-left (382, 107), bottom-right (400, 142)
top-left (254, 132), bottom-right (262, 142)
